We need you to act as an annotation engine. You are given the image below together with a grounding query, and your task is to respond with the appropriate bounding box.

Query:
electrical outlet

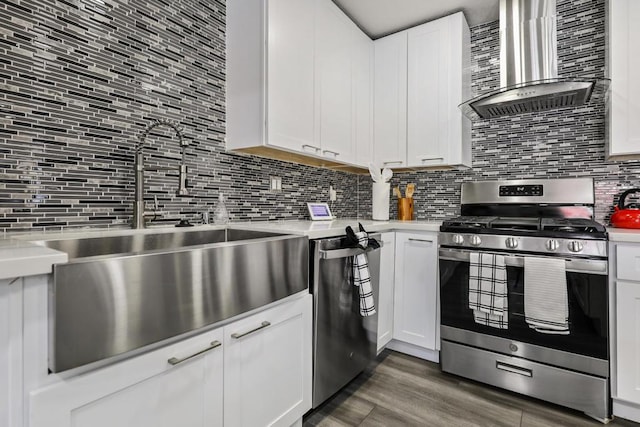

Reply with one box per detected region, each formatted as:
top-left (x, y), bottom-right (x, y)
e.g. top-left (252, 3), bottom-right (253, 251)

top-left (270, 176), bottom-right (282, 192)
top-left (329, 185), bottom-right (337, 202)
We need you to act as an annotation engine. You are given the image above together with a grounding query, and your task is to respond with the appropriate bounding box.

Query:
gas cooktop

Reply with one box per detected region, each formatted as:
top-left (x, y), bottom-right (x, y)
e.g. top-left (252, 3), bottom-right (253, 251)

top-left (441, 215), bottom-right (607, 240)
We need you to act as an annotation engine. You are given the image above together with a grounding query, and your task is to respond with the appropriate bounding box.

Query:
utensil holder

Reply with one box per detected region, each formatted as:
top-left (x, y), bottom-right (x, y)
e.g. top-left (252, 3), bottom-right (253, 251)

top-left (372, 182), bottom-right (390, 220)
top-left (397, 198), bottom-right (414, 221)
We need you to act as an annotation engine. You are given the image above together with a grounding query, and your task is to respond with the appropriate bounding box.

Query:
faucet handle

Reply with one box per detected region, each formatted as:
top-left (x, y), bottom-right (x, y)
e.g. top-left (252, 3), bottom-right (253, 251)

top-left (143, 196), bottom-right (163, 219)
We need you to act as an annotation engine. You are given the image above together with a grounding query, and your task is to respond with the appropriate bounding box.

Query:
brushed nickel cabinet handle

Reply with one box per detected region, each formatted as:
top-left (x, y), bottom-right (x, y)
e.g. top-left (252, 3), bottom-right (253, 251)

top-left (168, 340), bottom-right (221, 366)
top-left (231, 321), bottom-right (271, 339)
top-left (420, 157), bottom-right (444, 161)
top-left (322, 149), bottom-right (339, 156)
top-left (302, 144), bottom-right (321, 152)
top-left (408, 238), bottom-right (433, 243)
top-left (383, 160), bottom-right (403, 165)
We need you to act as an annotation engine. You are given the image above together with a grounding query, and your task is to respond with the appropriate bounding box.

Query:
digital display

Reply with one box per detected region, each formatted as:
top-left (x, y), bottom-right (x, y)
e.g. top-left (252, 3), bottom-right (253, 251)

top-left (310, 205), bottom-right (330, 216)
top-left (307, 203), bottom-right (334, 220)
top-left (499, 185), bottom-right (543, 197)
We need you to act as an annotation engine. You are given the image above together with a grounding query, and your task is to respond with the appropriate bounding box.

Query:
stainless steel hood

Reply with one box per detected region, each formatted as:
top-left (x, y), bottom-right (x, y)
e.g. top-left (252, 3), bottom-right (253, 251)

top-left (459, 0), bottom-right (609, 120)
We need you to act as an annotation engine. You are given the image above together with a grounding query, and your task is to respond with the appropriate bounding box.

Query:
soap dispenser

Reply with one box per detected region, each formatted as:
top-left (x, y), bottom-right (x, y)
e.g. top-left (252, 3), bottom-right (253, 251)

top-left (213, 193), bottom-right (229, 225)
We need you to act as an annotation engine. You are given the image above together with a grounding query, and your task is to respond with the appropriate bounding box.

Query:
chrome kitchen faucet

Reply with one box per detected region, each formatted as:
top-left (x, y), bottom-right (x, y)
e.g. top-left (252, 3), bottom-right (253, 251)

top-left (133, 118), bottom-right (189, 228)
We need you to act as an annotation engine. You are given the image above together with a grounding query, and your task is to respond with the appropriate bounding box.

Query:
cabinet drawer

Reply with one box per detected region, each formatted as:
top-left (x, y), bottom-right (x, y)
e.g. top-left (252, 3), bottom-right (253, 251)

top-left (616, 244), bottom-right (640, 281)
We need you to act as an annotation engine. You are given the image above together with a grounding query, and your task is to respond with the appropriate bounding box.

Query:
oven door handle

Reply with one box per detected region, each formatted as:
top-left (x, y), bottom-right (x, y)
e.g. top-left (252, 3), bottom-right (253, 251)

top-left (438, 248), bottom-right (608, 275)
top-left (319, 242), bottom-right (384, 260)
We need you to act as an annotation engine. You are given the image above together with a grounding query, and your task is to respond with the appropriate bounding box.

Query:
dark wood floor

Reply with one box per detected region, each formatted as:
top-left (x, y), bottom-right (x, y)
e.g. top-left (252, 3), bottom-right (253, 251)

top-left (304, 350), bottom-right (639, 427)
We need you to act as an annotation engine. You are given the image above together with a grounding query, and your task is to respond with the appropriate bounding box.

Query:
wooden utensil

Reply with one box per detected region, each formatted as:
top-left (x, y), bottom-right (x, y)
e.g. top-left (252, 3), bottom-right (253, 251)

top-left (393, 186), bottom-right (402, 198)
top-left (406, 183), bottom-right (415, 198)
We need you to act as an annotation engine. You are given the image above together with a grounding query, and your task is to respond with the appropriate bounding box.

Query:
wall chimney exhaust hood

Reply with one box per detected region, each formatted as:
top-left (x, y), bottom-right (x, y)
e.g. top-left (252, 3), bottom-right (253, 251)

top-left (459, 0), bottom-right (609, 120)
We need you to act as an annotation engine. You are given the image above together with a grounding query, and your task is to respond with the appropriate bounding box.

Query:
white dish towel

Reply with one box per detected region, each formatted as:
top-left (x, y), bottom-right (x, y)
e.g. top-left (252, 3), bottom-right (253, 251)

top-left (524, 256), bottom-right (569, 334)
top-left (353, 231), bottom-right (376, 317)
top-left (468, 252), bottom-right (508, 329)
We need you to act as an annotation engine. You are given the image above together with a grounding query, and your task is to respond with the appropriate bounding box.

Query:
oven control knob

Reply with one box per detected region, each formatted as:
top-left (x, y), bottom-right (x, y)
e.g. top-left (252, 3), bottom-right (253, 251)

top-left (505, 237), bottom-right (518, 249)
top-left (469, 235), bottom-right (482, 247)
top-left (546, 239), bottom-right (560, 252)
top-left (568, 240), bottom-right (584, 253)
top-left (452, 234), bottom-right (464, 245)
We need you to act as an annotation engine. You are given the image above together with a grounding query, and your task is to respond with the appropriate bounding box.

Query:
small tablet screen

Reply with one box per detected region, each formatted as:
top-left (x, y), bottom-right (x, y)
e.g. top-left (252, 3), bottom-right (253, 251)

top-left (307, 203), bottom-right (334, 220)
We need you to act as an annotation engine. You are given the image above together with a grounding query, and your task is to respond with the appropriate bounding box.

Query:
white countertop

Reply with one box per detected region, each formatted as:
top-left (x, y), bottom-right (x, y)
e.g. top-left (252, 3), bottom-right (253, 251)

top-left (607, 227), bottom-right (640, 243)
top-left (231, 219), bottom-right (441, 239)
top-left (0, 239), bottom-right (67, 280)
top-left (0, 219), bottom-right (442, 279)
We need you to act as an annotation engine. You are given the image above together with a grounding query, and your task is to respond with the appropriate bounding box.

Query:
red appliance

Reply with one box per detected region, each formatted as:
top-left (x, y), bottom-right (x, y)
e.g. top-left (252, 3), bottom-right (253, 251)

top-left (611, 188), bottom-right (640, 228)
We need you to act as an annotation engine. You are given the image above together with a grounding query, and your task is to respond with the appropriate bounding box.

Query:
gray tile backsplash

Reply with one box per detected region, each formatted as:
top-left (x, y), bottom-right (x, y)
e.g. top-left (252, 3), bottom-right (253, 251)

top-left (0, 0), bottom-right (359, 232)
top-left (385, 0), bottom-right (640, 225)
top-left (0, 0), bottom-right (638, 232)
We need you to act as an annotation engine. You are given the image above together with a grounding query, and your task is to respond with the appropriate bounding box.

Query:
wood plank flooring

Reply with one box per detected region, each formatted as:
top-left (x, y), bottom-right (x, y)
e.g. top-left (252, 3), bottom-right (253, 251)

top-left (304, 350), bottom-right (639, 427)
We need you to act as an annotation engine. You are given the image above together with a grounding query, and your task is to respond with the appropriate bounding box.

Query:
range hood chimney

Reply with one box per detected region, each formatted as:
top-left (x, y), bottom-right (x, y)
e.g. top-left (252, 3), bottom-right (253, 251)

top-left (459, 0), bottom-right (609, 120)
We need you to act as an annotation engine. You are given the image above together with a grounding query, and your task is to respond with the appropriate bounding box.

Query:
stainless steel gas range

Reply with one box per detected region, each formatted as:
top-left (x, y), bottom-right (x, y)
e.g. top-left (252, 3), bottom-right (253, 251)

top-left (439, 178), bottom-right (610, 422)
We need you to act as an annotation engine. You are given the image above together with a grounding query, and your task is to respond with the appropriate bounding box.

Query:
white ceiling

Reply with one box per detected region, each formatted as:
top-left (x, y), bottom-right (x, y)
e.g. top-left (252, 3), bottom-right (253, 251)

top-left (332, 0), bottom-right (500, 39)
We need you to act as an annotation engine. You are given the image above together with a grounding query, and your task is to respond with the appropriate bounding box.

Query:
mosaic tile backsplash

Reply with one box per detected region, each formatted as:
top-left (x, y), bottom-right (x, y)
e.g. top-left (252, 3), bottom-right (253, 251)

top-left (0, 0), bottom-right (360, 232)
top-left (0, 0), bottom-right (638, 233)
top-left (388, 0), bottom-right (640, 225)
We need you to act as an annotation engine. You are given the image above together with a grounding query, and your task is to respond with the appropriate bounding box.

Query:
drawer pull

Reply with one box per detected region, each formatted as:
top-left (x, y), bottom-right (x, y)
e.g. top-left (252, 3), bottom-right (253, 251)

top-left (322, 149), bottom-right (339, 156)
top-left (302, 144), bottom-right (321, 152)
top-left (231, 321), bottom-right (271, 339)
top-left (408, 238), bottom-right (433, 243)
top-left (383, 160), bottom-right (403, 166)
top-left (168, 340), bottom-right (221, 366)
top-left (496, 361), bottom-right (532, 377)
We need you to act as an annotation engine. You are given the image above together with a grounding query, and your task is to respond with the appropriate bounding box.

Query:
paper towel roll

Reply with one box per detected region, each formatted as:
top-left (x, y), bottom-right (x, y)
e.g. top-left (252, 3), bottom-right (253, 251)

top-left (372, 182), bottom-right (390, 220)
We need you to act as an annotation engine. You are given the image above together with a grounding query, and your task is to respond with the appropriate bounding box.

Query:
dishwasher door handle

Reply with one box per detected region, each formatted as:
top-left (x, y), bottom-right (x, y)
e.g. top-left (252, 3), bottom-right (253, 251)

top-left (319, 242), bottom-right (384, 260)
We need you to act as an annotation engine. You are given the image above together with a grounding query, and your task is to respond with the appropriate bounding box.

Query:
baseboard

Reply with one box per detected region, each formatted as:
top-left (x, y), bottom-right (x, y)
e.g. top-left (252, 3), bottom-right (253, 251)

top-left (385, 339), bottom-right (439, 363)
top-left (613, 398), bottom-right (640, 423)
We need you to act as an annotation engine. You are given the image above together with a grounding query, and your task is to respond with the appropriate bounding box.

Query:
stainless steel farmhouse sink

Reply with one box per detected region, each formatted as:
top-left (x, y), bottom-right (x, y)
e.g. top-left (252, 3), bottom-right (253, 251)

top-left (31, 228), bottom-right (308, 372)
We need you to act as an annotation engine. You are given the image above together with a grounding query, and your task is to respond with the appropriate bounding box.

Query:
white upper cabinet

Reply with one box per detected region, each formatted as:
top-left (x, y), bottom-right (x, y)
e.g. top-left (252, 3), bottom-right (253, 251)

top-left (227, 0), bottom-right (315, 154)
top-left (267, 0), bottom-right (316, 153)
top-left (374, 12), bottom-right (471, 170)
top-left (608, 0), bottom-right (640, 158)
top-left (407, 13), bottom-right (471, 168)
top-left (373, 32), bottom-right (409, 168)
top-left (227, 0), bottom-right (372, 168)
top-left (353, 29), bottom-right (374, 166)
top-left (315, 0), bottom-right (356, 164)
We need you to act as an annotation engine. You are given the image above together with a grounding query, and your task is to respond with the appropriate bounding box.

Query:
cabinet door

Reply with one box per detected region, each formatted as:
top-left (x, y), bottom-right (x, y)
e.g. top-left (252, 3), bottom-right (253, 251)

top-left (377, 232), bottom-right (396, 352)
top-left (373, 32), bottom-right (408, 168)
top-left (267, 0), bottom-right (316, 153)
top-left (406, 18), bottom-right (449, 168)
top-left (29, 328), bottom-right (224, 427)
top-left (1, 279), bottom-right (23, 427)
top-left (616, 280), bottom-right (640, 403)
top-left (609, 0), bottom-right (640, 157)
top-left (393, 232), bottom-right (439, 349)
top-left (353, 28), bottom-right (374, 167)
top-left (315, 0), bottom-right (355, 163)
top-left (224, 294), bottom-right (312, 427)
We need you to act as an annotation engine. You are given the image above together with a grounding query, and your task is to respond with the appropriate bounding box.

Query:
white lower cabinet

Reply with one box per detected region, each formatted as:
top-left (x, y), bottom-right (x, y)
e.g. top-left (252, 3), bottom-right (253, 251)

top-left (28, 294), bottom-right (312, 427)
top-left (391, 232), bottom-right (439, 360)
top-left (1, 278), bottom-right (24, 427)
top-left (610, 241), bottom-right (640, 423)
top-left (29, 328), bottom-right (224, 427)
top-left (615, 280), bottom-right (640, 405)
top-left (223, 294), bottom-right (312, 427)
top-left (376, 232), bottom-right (396, 352)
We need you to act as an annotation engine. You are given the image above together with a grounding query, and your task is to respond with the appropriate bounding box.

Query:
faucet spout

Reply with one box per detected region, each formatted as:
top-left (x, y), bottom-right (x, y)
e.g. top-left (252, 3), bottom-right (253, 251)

top-left (133, 119), bottom-right (189, 229)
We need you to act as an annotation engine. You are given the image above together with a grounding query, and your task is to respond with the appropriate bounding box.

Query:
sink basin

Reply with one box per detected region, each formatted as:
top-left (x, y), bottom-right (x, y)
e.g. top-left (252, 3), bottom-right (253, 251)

top-left (33, 227), bottom-right (309, 372)
top-left (31, 228), bottom-right (283, 260)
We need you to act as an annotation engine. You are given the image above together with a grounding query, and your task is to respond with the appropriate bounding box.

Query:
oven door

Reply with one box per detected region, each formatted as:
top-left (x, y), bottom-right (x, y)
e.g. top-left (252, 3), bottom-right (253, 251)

top-left (439, 247), bottom-right (609, 365)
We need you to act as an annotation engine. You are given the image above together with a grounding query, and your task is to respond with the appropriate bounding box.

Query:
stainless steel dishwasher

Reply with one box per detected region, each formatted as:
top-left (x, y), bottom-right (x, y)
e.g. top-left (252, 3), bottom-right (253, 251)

top-left (310, 234), bottom-right (381, 408)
